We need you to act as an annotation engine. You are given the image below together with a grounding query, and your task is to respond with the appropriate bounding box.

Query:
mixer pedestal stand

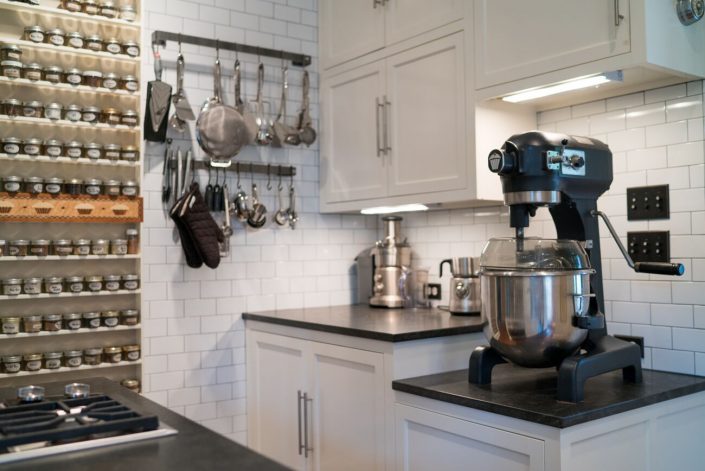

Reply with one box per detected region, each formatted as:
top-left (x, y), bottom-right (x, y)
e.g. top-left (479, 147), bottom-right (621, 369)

top-left (468, 336), bottom-right (643, 403)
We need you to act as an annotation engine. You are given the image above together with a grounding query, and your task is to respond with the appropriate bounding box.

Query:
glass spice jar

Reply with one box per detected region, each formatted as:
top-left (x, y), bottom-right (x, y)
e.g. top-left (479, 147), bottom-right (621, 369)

top-left (45, 28), bottom-right (66, 47)
top-left (121, 379), bottom-right (140, 392)
top-left (82, 106), bottom-right (100, 123)
top-left (1, 317), bottom-right (20, 334)
top-left (91, 239), bottom-right (109, 254)
top-left (82, 0), bottom-right (99, 15)
top-left (104, 144), bottom-right (120, 161)
top-left (83, 347), bottom-right (102, 365)
top-left (82, 70), bottom-right (102, 87)
top-left (63, 350), bottom-right (82, 367)
top-left (64, 140), bottom-right (82, 157)
top-left (64, 68), bottom-right (83, 86)
top-left (120, 145), bottom-right (139, 161)
top-left (0, 44), bottom-right (22, 61)
top-left (24, 353), bottom-right (42, 371)
top-left (65, 276), bottom-right (84, 293)
top-left (51, 239), bottom-right (73, 256)
top-left (23, 138), bottom-right (42, 155)
top-left (73, 239), bottom-right (90, 255)
top-left (25, 177), bottom-right (44, 195)
top-left (102, 310), bottom-right (119, 327)
top-left (22, 101), bottom-right (43, 118)
top-left (120, 110), bottom-right (138, 126)
top-left (24, 26), bottom-right (45, 43)
top-left (64, 105), bottom-right (82, 122)
top-left (103, 274), bottom-right (120, 291)
top-left (43, 352), bottom-right (62, 369)
top-left (23, 314), bottom-right (42, 333)
top-left (103, 346), bottom-right (122, 363)
top-left (3, 278), bottom-right (22, 295)
top-left (104, 38), bottom-right (121, 54)
top-left (0, 240), bottom-right (5, 256)
top-left (102, 72), bottom-right (118, 90)
top-left (105, 180), bottom-right (121, 196)
top-left (2, 99), bottom-right (22, 117)
top-left (101, 107), bottom-right (121, 125)
top-left (85, 275), bottom-right (103, 292)
top-left (44, 276), bottom-right (63, 294)
top-left (44, 102), bottom-right (63, 120)
top-left (2, 355), bottom-right (21, 374)
top-left (119, 5), bottom-right (136, 22)
top-left (84, 179), bottom-right (102, 196)
top-left (44, 139), bottom-right (63, 157)
top-left (7, 240), bottom-right (29, 257)
top-left (2, 136), bottom-right (21, 154)
top-left (3, 176), bottom-right (23, 194)
top-left (84, 143), bottom-right (102, 160)
top-left (122, 345), bottom-right (140, 361)
top-left (1, 60), bottom-right (22, 79)
top-left (67, 32), bottom-right (84, 49)
top-left (45, 177), bottom-right (63, 195)
top-left (120, 309), bottom-right (139, 326)
top-left (22, 62), bottom-right (42, 81)
top-left (99, 0), bottom-right (117, 18)
top-left (84, 35), bottom-right (102, 52)
top-left (121, 274), bottom-right (139, 291)
top-left (126, 229), bottom-right (139, 254)
top-left (82, 311), bottom-right (100, 328)
top-left (65, 178), bottom-right (82, 195)
top-left (61, 0), bottom-right (82, 12)
top-left (43, 313), bottom-right (62, 331)
top-left (63, 312), bottom-right (82, 330)
top-left (122, 41), bottom-right (140, 58)
top-left (23, 277), bottom-right (43, 294)
top-left (43, 66), bottom-right (63, 83)
top-left (121, 75), bottom-right (138, 92)
top-left (121, 180), bottom-right (138, 197)
top-left (30, 240), bottom-right (50, 256)
top-left (110, 239), bottom-right (127, 255)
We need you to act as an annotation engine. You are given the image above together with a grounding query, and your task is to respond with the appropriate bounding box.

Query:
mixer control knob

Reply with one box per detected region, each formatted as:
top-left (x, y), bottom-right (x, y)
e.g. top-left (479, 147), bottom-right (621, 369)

top-left (454, 282), bottom-right (469, 299)
top-left (488, 149), bottom-right (514, 174)
top-left (569, 154), bottom-right (585, 168)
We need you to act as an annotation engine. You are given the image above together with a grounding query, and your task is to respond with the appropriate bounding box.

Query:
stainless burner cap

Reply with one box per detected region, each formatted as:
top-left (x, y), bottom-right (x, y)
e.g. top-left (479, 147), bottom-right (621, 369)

top-left (64, 383), bottom-right (90, 399)
top-left (17, 385), bottom-right (45, 403)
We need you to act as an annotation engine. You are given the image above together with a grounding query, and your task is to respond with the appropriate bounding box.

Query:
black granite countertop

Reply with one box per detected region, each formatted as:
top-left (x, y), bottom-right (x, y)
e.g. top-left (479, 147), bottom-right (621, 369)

top-left (243, 304), bottom-right (484, 342)
top-left (392, 365), bottom-right (705, 428)
top-left (0, 377), bottom-right (289, 471)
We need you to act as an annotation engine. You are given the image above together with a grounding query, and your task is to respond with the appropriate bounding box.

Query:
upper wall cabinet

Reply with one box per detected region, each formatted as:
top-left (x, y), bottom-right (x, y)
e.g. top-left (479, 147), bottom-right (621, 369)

top-left (320, 0), bottom-right (464, 70)
top-left (475, 0), bottom-right (632, 89)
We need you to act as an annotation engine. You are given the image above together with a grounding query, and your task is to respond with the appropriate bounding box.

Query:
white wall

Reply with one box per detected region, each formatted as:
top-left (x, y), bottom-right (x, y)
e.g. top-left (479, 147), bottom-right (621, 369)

top-left (139, 0), bottom-right (377, 443)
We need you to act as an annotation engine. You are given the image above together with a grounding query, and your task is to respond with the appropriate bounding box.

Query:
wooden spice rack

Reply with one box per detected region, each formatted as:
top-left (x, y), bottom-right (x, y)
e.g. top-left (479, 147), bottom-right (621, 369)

top-left (0, 193), bottom-right (143, 223)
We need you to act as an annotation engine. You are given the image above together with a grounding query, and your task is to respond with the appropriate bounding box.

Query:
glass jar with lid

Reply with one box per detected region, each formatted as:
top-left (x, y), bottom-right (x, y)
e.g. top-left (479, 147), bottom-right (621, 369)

top-left (121, 75), bottom-right (138, 92)
top-left (105, 180), bottom-right (121, 196)
top-left (43, 313), bottom-right (62, 331)
top-left (65, 276), bottom-right (84, 293)
top-left (43, 140), bottom-right (63, 157)
top-left (126, 229), bottom-right (139, 254)
top-left (45, 28), bottom-right (66, 47)
top-left (104, 144), bottom-right (120, 161)
top-left (22, 62), bottom-right (42, 81)
top-left (82, 70), bottom-right (102, 88)
top-left (103, 274), bottom-right (121, 291)
top-left (82, 311), bottom-right (100, 328)
top-left (23, 277), bottom-right (42, 294)
top-left (90, 239), bottom-right (109, 255)
top-left (2, 278), bottom-right (22, 296)
top-left (83, 347), bottom-right (102, 365)
top-left (22, 101), bottom-right (43, 118)
top-left (110, 239), bottom-right (127, 255)
top-left (23, 26), bottom-right (45, 43)
top-left (121, 180), bottom-right (138, 197)
top-left (1, 60), bottom-right (21, 79)
top-left (44, 102), bottom-right (63, 120)
top-left (2, 99), bottom-right (22, 117)
top-left (103, 346), bottom-right (122, 363)
top-left (99, 1), bottom-right (117, 17)
top-left (121, 274), bottom-right (139, 290)
top-left (22, 138), bottom-right (42, 155)
top-left (2, 136), bottom-right (21, 154)
top-left (84, 143), bottom-right (102, 160)
top-left (43, 352), bottom-right (62, 369)
top-left (63, 312), bottom-right (82, 330)
top-left (102, 72), bottom-right (118, 90)
top-left (0, 240), bottom-right (5, 257)
top-left (73, 239), bottom-right (90, 255)
top-left (3, 176), bottom-right (23, 194)
top-left (64, 68), bottom-right (82, 85)
top-left (29, 240), bottom-right (50, 256)
top-left (7, 240), bottom-right (29, 257)
top-left (84, 179), bottom-right (102, 196)
top-left (23, 314), bottom-right (42, 333)
top-left (120, 110), bottom-right (138, 127)
top-left (119, 5), bottom-right (136, 21)
top-left (0, 44), bottom-right (22, 61)
top-left (104, 38), bottom-right (121, 54)
top-left (82, 0), bottom-right (99, 15)
top-left (120, 309), bottom-right (139, 326)
top-left (25, 177), bottom-right (44, 195)
top-left (102, 310), bottom-right (119, 327)
top-left (45, 177), bottom-right (63, 195)
top-left (51, 239), bottom-right (73, 256)
top-left (44, 276), bottom-right (63, 294)
top-left (23, 353), bottom-right (42, 371)
top-left (120, 145), bottom-right (139, 161)
top-left (2, 355), bottom-right (21, 374)
top-left (1, 317), bottom-right (20, 335)
top-left (84, 35), bottom-right (102, 52)
top-left (121, 379), bottom-right (140, 392)
top-left (82, 106), bottom-right (100, 123)
top-left (67, 32), bottom-right (84, 49)
top-left (122, 41), bottom-right (140, 57)
top-left (85, 275), bottom-right (103, 292)
top-left (65, 178), bottom-right (82, 195)
top-left (101, 108), bottom-right (121, 125)
top-left (63, 350), bottom-right (82, 367)
top-left (61, 0), bottom-right (82, 11)
top-left (64, 105), bottom-right (82, 122)
top-left (43, 66), bottom-right (63, 83)
top-left (122, 345), bottom-right (140, 361)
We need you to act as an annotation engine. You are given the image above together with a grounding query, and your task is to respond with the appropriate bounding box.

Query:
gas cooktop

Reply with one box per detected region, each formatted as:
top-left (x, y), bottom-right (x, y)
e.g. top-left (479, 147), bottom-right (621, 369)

top-left (0, 392), bottom-right (177, 464)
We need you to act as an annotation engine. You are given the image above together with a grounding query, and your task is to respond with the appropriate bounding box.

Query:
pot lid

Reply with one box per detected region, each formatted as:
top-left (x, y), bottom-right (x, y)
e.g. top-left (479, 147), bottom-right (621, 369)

top-left (480, 238), bottom-right (591, 271)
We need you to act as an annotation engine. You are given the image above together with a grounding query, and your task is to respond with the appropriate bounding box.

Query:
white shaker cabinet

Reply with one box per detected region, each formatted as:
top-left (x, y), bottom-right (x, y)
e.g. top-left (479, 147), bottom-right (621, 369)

top-left (474, 0), bottom-right (631, 89)
top-left (320, 0), bottom-right (463, 69)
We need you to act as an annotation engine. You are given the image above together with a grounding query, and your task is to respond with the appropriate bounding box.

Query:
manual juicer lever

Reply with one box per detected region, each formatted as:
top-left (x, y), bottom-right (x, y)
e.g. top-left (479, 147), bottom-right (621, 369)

top-left (591, 210), bottom-right (685, 276)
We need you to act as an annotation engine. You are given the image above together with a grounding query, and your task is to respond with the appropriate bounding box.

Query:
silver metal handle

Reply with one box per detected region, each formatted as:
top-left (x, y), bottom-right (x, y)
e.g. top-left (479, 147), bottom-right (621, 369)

top-left (297, 390), bottom-right (304, 455)
top-left (614, 0), bottom-right (624, 25)
top-left (303, 392), bottom-right (313, 458)
top-left (383, 96), bottom-right (391, 153)
top-left (591, 210), bottom-right (634, 268)
top-left (376, 97), bottom-right (384, 157)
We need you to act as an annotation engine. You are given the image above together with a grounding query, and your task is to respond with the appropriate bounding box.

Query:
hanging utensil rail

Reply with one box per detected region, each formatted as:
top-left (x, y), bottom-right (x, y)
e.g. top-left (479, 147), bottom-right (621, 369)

top-left (170, 159), bottom-right (296, 177)
top-left (151, 31), bottom-right (312, 67)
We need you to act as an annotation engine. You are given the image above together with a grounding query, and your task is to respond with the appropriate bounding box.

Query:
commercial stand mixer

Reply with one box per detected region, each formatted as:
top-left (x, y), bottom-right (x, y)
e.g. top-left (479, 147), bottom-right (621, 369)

top-left (469, 131), bottom-right (684, 402)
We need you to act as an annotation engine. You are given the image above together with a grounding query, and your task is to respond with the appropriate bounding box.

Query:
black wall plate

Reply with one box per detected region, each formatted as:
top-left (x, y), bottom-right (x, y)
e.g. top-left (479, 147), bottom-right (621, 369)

top-left (627, 231), bottom-right (670, 263)
top-left (426, 283), bottom-right (442, 300)
top-left (627, 184), bottom-right (669, 220)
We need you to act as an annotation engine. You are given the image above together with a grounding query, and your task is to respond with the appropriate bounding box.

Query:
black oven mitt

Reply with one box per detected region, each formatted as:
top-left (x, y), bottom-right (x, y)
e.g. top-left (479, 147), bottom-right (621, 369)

top-left (170, 184), bottom-right (203, 268)
top-left (179, 182), bottom-right (224, 269)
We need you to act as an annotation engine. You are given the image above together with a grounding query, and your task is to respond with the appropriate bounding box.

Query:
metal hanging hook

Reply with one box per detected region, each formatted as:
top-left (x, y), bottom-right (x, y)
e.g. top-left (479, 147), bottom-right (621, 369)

top-left (216, 39), bottom-right (220, 60)
top-left (289, 171), bottom-right (294, 189)
top-left (236, 162), bottom-right (242, 189)
top-left (278, 168), bottom-right (283, 191)
top-left (178, 33), bottom-right (182, 54)
top-left (266, 164), bottom-right (272, 190)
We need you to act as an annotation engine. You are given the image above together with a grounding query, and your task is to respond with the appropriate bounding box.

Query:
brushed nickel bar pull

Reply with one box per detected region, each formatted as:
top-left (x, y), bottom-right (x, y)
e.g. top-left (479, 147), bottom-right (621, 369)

top-left (376, 97), bottom-right (384, 157)
top-left (303, 392), bottom-right (313, 458)
top-left (297, 390), bottom-right (304, 455)
top-left (614, 0), bottom-right (624, 26)
top-left (383, 96), bottom-right (391, 153)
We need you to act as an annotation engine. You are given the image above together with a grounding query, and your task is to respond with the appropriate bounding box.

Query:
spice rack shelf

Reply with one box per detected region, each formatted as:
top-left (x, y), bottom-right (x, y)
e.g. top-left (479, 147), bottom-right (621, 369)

top-left (0, 254), bottom-right (140, 262)
top-left (0, 324), bottom-right (140, 340)
top-left (0, 76), bottom-right (140, 99)
top-left (0, 0), bottom-right (140, 30)
top-left (0, 115), bottom-right (139, 133)
top-left (0, 359), bottom-right (141, 379)
top-left (0, 194), bottom-right (143, 223)
top-left (0, 153), bottom-right (140, 168)
top-left (0, 38), bottom-right (140, 64)
top-left (0, 289), bottom-right (140, 301)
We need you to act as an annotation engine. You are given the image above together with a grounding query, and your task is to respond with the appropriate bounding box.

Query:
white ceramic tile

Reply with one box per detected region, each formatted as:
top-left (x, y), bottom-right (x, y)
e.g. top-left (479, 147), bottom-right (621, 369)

top-left (631, 324), bottom-right (672, 349)
top-left (607, 128), bottom-right (646, 152)
top-left (672, 282), bottom-right (705, 304)
top-left (611, 301), bottom-right (651, 324)
top-left (630, 281), bottom-right (671, 303)
top-left (626, 103), bottom-right (666, 128)
top-left (652, 348), bottom-right (695, 374)
top-left (572, 100), bottom-right (606, 118)
top-left (666, 96), bottom-right (704, 122)
top-left (673, 328), bottom-right (705, 352)
top-left (667, 141), bottom-right (705, 167)
top-left (589, 110), bottom-right (626, 134)
top-left (646, 166), bottom-right (691, 190)
top-left (626, 147), bottom-right (667, 171)
top-left (538, 107), bottom-right (571, 124)
top-left (651, 304), bottom-right (694, 327)
top-left (645, 84), bottom-right (687, 104)
top-left (606, 92), bottom-right (644, 111)
top-left (645, 121), bottom-right (689, 147)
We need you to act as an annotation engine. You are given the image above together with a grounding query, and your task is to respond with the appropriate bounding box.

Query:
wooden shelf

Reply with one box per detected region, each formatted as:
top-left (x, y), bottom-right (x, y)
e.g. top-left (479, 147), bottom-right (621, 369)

top-left (0, 37), bottom-right (140, 64)
top-left (0, 254), bottom-right (140, 262)
top-left (0, 115), bottom-right (139, 133)
top-left (0, 194), bottom-right (143, 223)
top-left (0, 359), bottom-right (141, 379)
top-left (0, 289), bottom-right (140, 301)
top-left (0, 153), bottom-right (139, 168)
top-left (0, 324), bottom-right (140, 340)
top-left (0, 0), bottom-right (141, 30)
top-left (0, 76), bottom-right (140, 98)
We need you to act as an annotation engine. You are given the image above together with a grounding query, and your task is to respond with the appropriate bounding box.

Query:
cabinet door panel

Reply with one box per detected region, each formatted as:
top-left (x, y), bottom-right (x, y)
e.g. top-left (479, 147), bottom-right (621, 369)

top-left (385, 0), bottom-right (463, 46)
top-left (475, 0), bottom-right (631, 89)
top-left (395, 404), bottom-right (545, 471)
top-left (386, 33), bottom-right (467, 196)
top-left (320, 62), bottom-right (388, 203)
top-left (246, 331), bottom-right (308, 471)
top-left (309, 343), bottom-right (386, 471)
top-left (320, 0), bottom-right (384, 69)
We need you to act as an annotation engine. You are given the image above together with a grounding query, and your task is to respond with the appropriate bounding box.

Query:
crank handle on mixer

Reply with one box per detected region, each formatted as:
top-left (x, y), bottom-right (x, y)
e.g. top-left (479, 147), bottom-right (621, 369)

top-left (591, 210), bottom-right (685, 276)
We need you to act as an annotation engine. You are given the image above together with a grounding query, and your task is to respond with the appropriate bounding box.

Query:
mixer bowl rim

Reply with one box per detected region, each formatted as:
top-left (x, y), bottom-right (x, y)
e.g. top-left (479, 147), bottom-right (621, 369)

top-left (479, 268), bottom-right (596, 277)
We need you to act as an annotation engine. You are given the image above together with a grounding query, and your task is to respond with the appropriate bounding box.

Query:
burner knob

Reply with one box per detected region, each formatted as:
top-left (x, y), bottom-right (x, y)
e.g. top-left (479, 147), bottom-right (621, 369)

top-left (488, 149), bottom-right (515, 174)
